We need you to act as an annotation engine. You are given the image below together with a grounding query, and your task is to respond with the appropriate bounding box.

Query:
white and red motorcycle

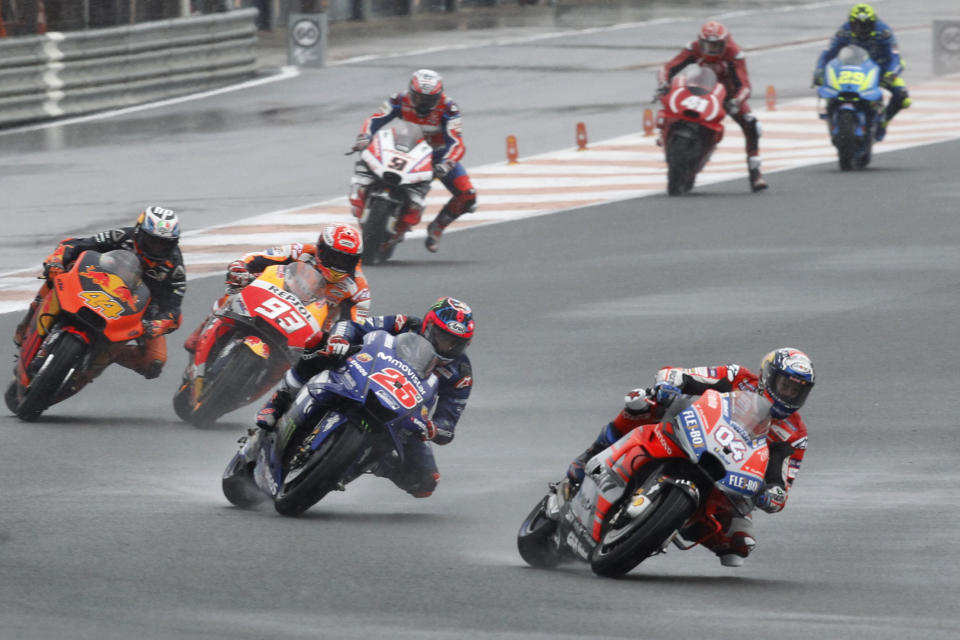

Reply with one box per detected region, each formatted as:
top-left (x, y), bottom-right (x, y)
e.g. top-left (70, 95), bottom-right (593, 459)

top-left (352, 122), bottom-right (435, 264)
top-left (518, 390), bottom-right (774, 577)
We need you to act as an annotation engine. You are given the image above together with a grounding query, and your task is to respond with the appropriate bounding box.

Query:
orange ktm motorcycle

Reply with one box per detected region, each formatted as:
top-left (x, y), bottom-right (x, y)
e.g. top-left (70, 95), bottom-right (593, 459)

top-left (173, 261), bottom-right (330, 428)
top-left (5, 250), bottom-right (151, 421)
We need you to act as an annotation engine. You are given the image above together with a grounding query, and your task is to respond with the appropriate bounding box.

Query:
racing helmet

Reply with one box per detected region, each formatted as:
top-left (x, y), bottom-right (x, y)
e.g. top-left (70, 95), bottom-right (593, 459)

top-left (849, 3), bottom-right (877, 40)
top-left (758, 348), bottom-right (815, 420)
top-left (315, 223), bottom-right (363, 283)
top-left (698, 21), bottom-right (729, 60)
top-left (134, 206), bottom-right (180, 265)
top-left (420, 297), bottom-right (474, 361)
top-left (409, 69), bottom-right (444, 118)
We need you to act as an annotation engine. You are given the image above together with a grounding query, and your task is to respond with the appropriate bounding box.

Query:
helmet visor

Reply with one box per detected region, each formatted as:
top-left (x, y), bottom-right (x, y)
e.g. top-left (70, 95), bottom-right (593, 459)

top-left (317, 244), bottom-right (360, 277)
top-left (410, 92), bottom-right (440, 114)
top-left (851, 20), bottom-right (874, 39)
top-left (423, 323), bottom-right (469, 360)
top-left (769, 370), bottom-right (813, 409)
top-left (139, 233), bottom-right (177, 260)
top-left (700, 38), bottom-right (726, 56)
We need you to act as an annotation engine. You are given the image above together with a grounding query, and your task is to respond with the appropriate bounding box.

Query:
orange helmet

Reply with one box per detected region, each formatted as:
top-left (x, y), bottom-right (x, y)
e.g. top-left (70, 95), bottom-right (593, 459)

top-left (315, 223), bottom-right (362, 283)
top-left (698, 21), bottom-right (729, 61)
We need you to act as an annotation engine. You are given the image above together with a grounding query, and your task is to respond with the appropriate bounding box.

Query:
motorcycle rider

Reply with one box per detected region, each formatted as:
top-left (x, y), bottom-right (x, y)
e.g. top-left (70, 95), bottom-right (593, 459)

top-left (248, 296), bottom-right (475, 498)
top-left (182, 223), bottom-right (370, 352)
top-left (566, 348), bottom-right (815, 567)
top-left (812, 3), bottom-right (909, 141)
top-left (349, 69), bottom-right (476, 253)
top-left (13, 206), bottom-right (185, 380)
top-left (657, 21), bottom-right (769, 192)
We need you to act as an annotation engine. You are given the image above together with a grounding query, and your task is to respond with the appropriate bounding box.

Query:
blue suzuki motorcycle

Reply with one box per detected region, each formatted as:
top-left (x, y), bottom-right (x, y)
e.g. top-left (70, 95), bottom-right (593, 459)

top-left (817, 44), bottom-right (885, 171)
top-left (222, 330), bottom-right (440, 516)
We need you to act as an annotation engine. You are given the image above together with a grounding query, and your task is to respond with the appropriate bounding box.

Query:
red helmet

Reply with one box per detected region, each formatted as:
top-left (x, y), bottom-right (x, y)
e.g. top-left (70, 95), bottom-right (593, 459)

top-left (420, 297), bottom-right (474, 361)
top-left (315, 223), bottom-right (362, 283)
top-left (409, 69), bottom-right (444, 118)
top-left (698, 21), bottom-right (729, 60)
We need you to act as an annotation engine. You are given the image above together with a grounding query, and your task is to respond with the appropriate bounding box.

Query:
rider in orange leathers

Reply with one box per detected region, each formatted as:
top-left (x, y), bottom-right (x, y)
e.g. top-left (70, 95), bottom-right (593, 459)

top-left (349, 69), bottom-right (476, 253)
top-left (183, 223), bottom-right (370, 352)
top-left (566, 348), bottom-right (815, 567)
top-left (657, 21), bottom-right (769, 192)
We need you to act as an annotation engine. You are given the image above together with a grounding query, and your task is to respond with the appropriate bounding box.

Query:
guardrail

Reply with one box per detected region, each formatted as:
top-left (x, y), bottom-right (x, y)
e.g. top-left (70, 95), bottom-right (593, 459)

top-left (0, 9), bottom-right (258, 128)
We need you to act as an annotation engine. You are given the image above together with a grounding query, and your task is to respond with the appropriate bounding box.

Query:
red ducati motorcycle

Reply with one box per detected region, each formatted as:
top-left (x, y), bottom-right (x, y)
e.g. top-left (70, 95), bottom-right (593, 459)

top-left (656, 65), bottom-right (727, 196)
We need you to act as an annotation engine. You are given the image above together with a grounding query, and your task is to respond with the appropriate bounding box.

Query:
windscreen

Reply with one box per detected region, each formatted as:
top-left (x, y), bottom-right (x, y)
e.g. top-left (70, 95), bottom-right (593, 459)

top-left (837, 45), bottom-right (870, 66)
top-left (99, 250), bottom-right (144, 289)
top-left (682, 64), bottom-right (718, 92)
top-left (282, 262), bottom-right (324, 305)
top-left (394, 332), bottom-right (441, 379)
top-left (727, 391), bottom-right (774, 439)
top-left (391, 121), bottom-right (426, 153)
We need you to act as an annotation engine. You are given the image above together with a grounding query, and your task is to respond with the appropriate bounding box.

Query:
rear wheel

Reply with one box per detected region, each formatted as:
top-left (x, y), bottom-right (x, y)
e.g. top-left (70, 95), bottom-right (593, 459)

top-left (16, 332), bottom-right (87, 421)
top-left (274, 420), bottom-right (369, 517)
top-left (517, 495), bottom-right (562, 568)
top-left (188, 342), bottom-right (265, 428)
top-left (836, 110), bottom-right (858, 171)
top-left (666, 131), bottom-right (700, 196)
top-left (589, 484), bottom-right (697, 578)
top-left (361, 198), bottom-right (400, 265)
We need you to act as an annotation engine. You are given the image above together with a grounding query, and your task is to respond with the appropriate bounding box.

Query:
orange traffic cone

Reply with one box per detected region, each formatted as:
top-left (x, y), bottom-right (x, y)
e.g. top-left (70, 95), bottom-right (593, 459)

top-left (506, 135), bottom-right (518, 164)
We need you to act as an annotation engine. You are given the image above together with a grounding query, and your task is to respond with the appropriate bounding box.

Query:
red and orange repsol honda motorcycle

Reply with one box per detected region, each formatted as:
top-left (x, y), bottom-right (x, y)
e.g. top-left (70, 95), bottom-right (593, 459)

top-left (657, 64), bottom-right (727, 196)
top-left (5, 250), bottom-right (151, 421)
top-left (173, 261), bottom-right (330, 427)
top-left (518, 390), bottom-right (773, 577)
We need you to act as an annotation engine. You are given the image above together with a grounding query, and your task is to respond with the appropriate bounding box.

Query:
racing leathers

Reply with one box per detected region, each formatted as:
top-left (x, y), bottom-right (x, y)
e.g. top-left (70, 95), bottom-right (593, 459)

top-left (16, 227), bottom-right (186, 379)
top-left (567, 364), bottom-right (808, 567)
top-left (351, 92), bottom-right (476, 251)
top-left (814, 19), bottom-right (909, 139)
top-left (254, 314), bottom-right (473, 498)
top-left (183, 243), bottom-right (371, 352)
top-left (658, 37), bottom-right (767, 191)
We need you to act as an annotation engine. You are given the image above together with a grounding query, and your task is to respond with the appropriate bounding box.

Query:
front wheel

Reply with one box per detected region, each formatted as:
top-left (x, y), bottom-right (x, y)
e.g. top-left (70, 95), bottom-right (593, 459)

top-left (361, 198), bottom-right (400, 265)
top-left (274, 420), bottom-right (370, 517)
top-left (187, 341), bottom-right (265, 427)
top-left (16, 332), bottom-right (87, 421)
top-left (666, 131), bottom-right (701, 196)
top-left (517, 495), bottom-right (562, 568)
top-left (835, 110), bottom-right (858, 171)
top-left (589, 484), bottom-right (697, 578)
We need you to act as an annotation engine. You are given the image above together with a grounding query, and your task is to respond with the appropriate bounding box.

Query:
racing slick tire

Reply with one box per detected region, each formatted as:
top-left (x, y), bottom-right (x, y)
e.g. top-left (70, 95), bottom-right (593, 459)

top-left (15, 332), bottom-right (87, 422)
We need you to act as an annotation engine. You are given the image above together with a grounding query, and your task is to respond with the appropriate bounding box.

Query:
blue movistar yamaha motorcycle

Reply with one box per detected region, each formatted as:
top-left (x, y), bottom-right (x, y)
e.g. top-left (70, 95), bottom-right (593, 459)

top-left (222, 330), bottom-right (440, 516)
top-left (817, 44), bottom-right (885, 171)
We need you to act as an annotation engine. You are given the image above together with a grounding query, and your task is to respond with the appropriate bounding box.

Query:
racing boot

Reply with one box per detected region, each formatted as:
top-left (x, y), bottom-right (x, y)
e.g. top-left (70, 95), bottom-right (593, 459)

top-left (565, 422), bottom-right (619, 488)
top-left (424, 208), bottom-right (459, 253)
top-left (875, 119), bottom-right (889, 142)
top-left (112, 345), bottom-right (164, 379)
top-left (748, 157), bottom-right (767, 192)
top-left (183, 321), bottom-right (206, 353)
top-left (255, 387), bottom-right (293, 431)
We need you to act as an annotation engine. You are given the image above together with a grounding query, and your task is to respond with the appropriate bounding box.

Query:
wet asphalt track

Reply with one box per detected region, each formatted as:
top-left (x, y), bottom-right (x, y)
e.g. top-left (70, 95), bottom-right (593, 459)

top-left (2, 2), bottom-right (960, 639)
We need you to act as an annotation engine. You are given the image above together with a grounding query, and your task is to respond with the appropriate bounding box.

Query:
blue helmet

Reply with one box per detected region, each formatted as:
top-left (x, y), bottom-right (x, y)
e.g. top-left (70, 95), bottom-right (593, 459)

top-left (759, 348), bottom-right (815, 420)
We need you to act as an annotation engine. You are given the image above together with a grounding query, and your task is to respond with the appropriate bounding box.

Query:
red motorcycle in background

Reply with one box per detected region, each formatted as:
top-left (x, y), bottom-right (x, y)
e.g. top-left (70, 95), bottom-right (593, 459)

top-left (656, 65), bottom-right (727, 196)
top-left (6, 250), bottom-right (151, 421)
top-left (173, 262), bottom-right (330, 427)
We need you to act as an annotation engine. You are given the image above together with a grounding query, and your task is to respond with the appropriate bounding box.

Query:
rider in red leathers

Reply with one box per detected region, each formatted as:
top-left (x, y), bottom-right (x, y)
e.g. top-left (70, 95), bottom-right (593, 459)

top-left (349, 69), bottom-right (476, 253)
top-left (182, 223), bottom-right (370, 352)
top-left (657, 21), bottom-right (769, 192)
top-left (566, 348), bottom-right (815, 567)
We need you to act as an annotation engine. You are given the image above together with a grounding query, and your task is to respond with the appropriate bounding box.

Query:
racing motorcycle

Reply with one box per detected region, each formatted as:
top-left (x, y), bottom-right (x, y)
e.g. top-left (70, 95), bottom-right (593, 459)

top-left (222, 329), bottom-right (440, 516)
top-left (816, 44), bottom-right (884, 171)
top-left (173, 261), bottom-right (331, 427)
top-left (5, 250), bottom-right (151, 421)
top-left (656, 64), bottom-right (727, 196)
top-left (517, 390), bottom-right (773, 577)
top-left (352, 121), bottom-right (434, 265)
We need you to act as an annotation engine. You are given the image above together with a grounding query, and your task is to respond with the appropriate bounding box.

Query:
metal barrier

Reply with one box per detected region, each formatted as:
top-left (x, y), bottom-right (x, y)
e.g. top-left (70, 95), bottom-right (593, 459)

top-left (0, 9), bottom-right (258, 128)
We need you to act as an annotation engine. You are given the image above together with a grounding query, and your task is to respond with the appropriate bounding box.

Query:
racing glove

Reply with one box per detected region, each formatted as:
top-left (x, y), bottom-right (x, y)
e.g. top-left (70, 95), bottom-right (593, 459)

top-left (351, 133), bottom-right (371, 153)
top-left (419, 419), bottom-right (438, 442)
top-left (433, 161), bottom-right (454, 180)
top-left (655, 81), bottom-right (670, 97)
top-left (144, 317), bottom-right (177, 338)
top-left (811, 69), bottom-right (824, 87)
top-left (652, 368), bottom-right (685, 406)
top-left (320, 335), bottom-right (350, 357)
top-left (225, 260), bottom-right (254, 294)
top-left (43, 261), bottom-right (65, 279)
top-left (724, 99), bottom-right (742, 115)
top-left (757, 485), bottom-right (787, 513)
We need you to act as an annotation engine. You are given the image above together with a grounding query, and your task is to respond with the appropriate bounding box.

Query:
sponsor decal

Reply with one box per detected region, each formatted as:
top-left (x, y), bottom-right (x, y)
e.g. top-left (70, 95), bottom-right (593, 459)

top-left (376, 352), bottom-right (426, 393)
top-left (654, 426), bottom-right (673, 455)
top-left (454, 375), bottom-right (473, 389)
top-left (356, 353), bottom-right (372, 363)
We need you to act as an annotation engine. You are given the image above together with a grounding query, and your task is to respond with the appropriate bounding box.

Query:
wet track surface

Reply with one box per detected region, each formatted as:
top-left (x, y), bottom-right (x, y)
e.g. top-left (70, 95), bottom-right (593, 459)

top-left (2, 2), bottom-right (960, 638)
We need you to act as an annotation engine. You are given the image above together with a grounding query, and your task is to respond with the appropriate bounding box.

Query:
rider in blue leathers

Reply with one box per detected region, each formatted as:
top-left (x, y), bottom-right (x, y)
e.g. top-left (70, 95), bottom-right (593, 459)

top-left (813, 3), bottom-right (910, 141)
top-left (252, 298), bottom-right (475, 498)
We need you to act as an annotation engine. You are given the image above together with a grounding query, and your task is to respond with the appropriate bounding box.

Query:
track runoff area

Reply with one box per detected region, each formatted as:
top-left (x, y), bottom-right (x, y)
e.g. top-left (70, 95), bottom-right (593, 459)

top-left (0, 74), bottom-right (958, 313)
